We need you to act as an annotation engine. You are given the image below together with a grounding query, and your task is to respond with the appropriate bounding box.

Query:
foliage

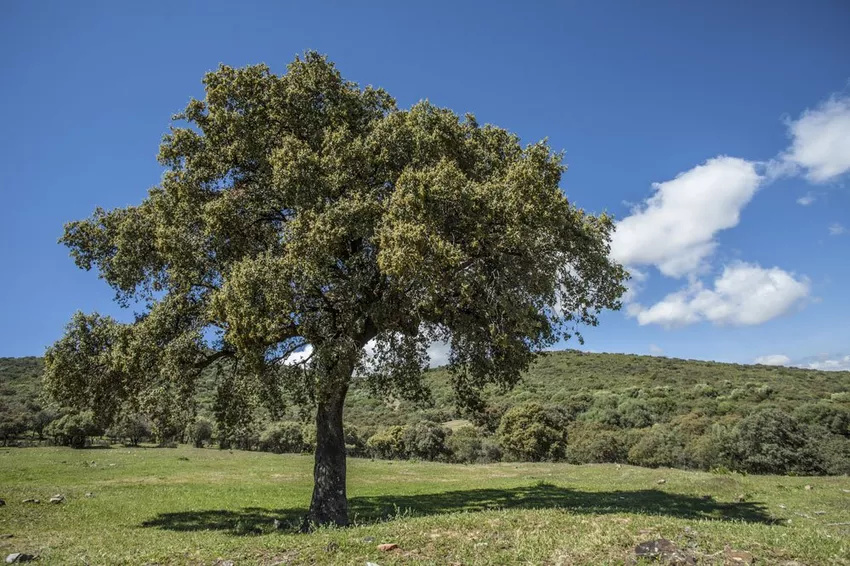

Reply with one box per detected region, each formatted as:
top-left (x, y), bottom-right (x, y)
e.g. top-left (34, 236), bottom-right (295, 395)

top-left (107, 414), bottom-right (151, 446)
top-left (497, 402), bottom-right (567, 461)
top-left (732, 408), bottom-right (822, 475)
top-left (186, 417), bottom-right (214, 448)
top-left (446, 425), bottom-right (501, 463)
top-left (366, 426), bottom-right (407, 460)
top-left (258, 421), bottom-right (305, 453)
top-left (401, 421), bottom-right (450, 461)
top-left (45, 411), bottom-right (101, 448)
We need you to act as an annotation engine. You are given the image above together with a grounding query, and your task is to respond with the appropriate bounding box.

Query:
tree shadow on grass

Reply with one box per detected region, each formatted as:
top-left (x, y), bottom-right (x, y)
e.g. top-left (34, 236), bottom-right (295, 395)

top-left (141, 482), bottom-right (781, 535)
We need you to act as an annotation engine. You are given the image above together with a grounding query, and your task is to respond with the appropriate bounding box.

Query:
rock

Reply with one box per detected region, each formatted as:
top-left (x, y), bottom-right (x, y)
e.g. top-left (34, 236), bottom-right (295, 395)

top-left (325, 542), bottom-right (339, 552)
top-left (814, 511), bottom-right (826, 515)
top-left (5, 554), bottom-right (35, 564)
top-left (362, 536), bottom-right (375, 543)
top-left (778, 504), bottom-right (786, 509)
top-left (366, 563), bottom-right (381, 566)
top-left (724, 546), bottom-right (755, 565)
top-left (804, 484), bottom-right (813, 491)
top-left (736, 494), bottom-right (747, 502)
top-left (630, 539), bottom-right (696, 565)
top-left (213, 560), bottom-right (233, 566)
top-left (0, 499), bottom-right (5, 506)
top-left (841, 489), bottom-right (850, 493)
top-left (656, 479), bottom-right (667, 485)
top-left (21, 499), bottom-right (39, 504)
top-left (377, 543), bottom-right (398, 552)
top-left (84, 493), bottom-right (94, 498)
top-left (48, 495), bottom-right (64, 504)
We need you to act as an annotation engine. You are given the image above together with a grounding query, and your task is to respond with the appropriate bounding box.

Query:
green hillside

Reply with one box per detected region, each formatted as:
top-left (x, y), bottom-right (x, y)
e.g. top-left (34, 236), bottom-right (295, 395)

top-left (3, 351), bottom-right (849, 475)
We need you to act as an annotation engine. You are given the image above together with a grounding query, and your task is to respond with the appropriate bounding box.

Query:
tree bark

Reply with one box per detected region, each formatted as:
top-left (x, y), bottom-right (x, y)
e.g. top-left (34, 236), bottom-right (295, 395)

top-left (306, 382), bottom-right (350, 527)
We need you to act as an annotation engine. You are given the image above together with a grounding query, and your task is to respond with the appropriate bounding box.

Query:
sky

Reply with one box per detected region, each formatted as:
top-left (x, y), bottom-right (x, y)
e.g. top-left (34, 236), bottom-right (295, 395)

top-left (1, 1), bottom-right (849, 370)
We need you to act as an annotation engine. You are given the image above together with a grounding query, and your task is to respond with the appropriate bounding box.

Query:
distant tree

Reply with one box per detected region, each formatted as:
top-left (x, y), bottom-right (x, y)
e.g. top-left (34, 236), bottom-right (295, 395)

top-left (108, 413), bottom-right (151, 446)
top-left (259, 421), bottom-right (304, 453)
top-left (498, 402), bottom-right (567, 461)
top-left (734, 408), bottom-right (821, 474)
top-left (42, 53), bottom-right (627, 526)
top-left (186, 417), bottom-right (214, 448)
top-left (402, 421), bottom-right (450, 461)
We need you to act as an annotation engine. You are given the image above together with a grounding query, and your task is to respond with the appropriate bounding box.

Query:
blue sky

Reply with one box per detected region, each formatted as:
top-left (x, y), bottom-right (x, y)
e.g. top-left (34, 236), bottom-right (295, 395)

top-left (1, 1), bottom-right (849, 369)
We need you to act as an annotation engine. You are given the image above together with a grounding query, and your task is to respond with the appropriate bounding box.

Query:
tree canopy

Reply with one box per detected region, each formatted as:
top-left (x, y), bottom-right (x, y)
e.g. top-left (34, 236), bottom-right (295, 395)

top-left (44, 52), bottom-right (627, 525)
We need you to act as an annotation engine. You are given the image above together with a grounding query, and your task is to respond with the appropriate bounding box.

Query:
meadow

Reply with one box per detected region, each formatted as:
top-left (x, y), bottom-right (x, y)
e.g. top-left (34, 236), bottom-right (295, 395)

top-left (1, 445), bottom-right (849, 565)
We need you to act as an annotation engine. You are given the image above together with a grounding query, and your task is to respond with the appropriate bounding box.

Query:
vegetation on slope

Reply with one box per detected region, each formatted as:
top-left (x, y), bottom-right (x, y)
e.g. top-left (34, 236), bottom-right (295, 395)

top-left (2, 350), bottom-right (849, 475)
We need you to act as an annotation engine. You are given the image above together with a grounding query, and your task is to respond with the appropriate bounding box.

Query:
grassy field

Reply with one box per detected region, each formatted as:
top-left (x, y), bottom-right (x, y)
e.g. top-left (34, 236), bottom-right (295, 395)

top-left (1, 447), bottom-right (849, 565)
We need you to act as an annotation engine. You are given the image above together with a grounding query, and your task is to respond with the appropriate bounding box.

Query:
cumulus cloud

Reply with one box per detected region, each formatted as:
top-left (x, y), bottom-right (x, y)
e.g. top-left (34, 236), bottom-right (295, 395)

top-left (829, 222), bottom-right (847, 236)
top-left (799, 355), bottom-right (850, 372)
top-left (610, 157), bottom-right (763, 278)
top-left (628, 262), bottom-right (810, 328)
top-left (649, 344), bottom-right (664, 355)
top-left (284, 344), bottom-right (313, 365)
top-left (781, 94), bottom-right (850, 183)
top-left (754, 354), bottom-right (791, 366)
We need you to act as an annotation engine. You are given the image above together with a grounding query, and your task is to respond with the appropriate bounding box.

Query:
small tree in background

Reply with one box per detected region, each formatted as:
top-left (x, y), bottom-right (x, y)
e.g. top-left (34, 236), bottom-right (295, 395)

top-left (498, 402), bottom-right (567, 461)
top-left (42, 52), bottom-right (626, 526)
top-left (186, 417), bottom-right (214, 448)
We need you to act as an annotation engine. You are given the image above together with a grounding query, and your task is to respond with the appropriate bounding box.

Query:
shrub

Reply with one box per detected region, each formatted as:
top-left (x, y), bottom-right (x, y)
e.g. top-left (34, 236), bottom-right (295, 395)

top-left (497, 403), bottom-right (567, 461)
top-left (794, 402), bottom-right (850, 437)
top-left (185, 417), bottom-right (213, 448)
top-left (814, 431), bottom-right (850, 475)
top-left (366, 426), bottom-right (407, 459)
top-left (566, 421), bottom-right (630, 464)
top-left (733, 408), bottom-right (821, 475)
top-left (618, 398), bottom-right (655, 429)
top-left (447, 426), bottom-right (493, 463)
top-left (344, 424), bottom-right (367, 457)
top-left (259, 421), bottom-right (305, 453)
top-left (108, 414), bottom-right (151, 446)
top-left (628, 425), bottom-right (685, 468)
top-left (46, 411), bottom-right (101, 448)
top-left (402, 421), bottom-right (450, 461)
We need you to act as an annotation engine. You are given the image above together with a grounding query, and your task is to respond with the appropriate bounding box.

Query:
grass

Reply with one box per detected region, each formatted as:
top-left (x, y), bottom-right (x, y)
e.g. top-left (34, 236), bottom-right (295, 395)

top-left (1, 447), bottom-right (849, 564)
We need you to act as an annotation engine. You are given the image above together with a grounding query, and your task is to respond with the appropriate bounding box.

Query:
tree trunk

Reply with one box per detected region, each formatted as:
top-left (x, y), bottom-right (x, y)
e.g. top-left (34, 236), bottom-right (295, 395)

top-left (306, 383), bottom-right (349, 527)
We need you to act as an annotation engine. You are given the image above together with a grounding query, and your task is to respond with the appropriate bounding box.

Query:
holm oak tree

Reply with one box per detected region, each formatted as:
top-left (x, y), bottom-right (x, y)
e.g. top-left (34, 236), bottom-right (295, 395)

top-left (44, 52), bottom-right (627, 526)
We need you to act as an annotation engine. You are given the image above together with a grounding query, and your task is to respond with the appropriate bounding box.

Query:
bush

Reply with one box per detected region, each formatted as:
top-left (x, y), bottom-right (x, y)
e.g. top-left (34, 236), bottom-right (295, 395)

top-left (497, 403), bottom-right (567, 461)
top-left (108, 414), bottom-right (151, 446)
top-left (185, 417), bottom-right (213, 448)
top-left (366, 426), bottom-right (407, 459)
top-left (259, 421), bottom-right (305, 453)
top-left (815, 431), bottom-right (850, 475)
top-left (447, 426), bottom-right (501, 463)
top-left (628, 425), bottom-right (685, 468)
top-left (402, 421), bottom-right (450, 461)
top-left (344, 424), bottom-right (367, 457)
top-left (46, 411), bottom-right (101, 448)
top-left (733, 408), bottom-right (821, 475)
top-left (794, 402), bottom-right (850, 437)
top-left (566, 421), bottom-right (631, 464)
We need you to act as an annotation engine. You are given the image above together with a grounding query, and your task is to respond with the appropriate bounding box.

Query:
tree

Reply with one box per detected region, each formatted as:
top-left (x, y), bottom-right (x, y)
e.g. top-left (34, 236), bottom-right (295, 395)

top-left (43, 52), bottom-right (627, 526)
top-left (186, 417), bottom-right (214, 448)
top-left (497, 402), bottom-right (568, 461)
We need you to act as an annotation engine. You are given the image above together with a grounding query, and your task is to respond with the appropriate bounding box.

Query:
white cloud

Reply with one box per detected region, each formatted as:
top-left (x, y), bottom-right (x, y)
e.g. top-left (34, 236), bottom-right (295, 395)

top-left (796, 354), bottom-right (850, 372)
top-left (628, 262), bottom-right (810, 328)
top-left (828, 222), bottom-right (847, 236)
top-left (610, 157), bottom-right (763, 278)
top-left (781, 94), bottom-right (850, 183)
top-left (427, 340), bottom-right (451, 367)
top-left (649, 344), bottom-right (664, 356)
top-left (754, 354), bottom-right (791, 366)
top-left (796, 193), bottom-right (816, 206)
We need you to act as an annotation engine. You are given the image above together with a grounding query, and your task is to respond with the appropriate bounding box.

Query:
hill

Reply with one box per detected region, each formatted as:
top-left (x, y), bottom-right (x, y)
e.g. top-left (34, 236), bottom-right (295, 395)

top-left (3, 351), bottom-right (849, 475)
